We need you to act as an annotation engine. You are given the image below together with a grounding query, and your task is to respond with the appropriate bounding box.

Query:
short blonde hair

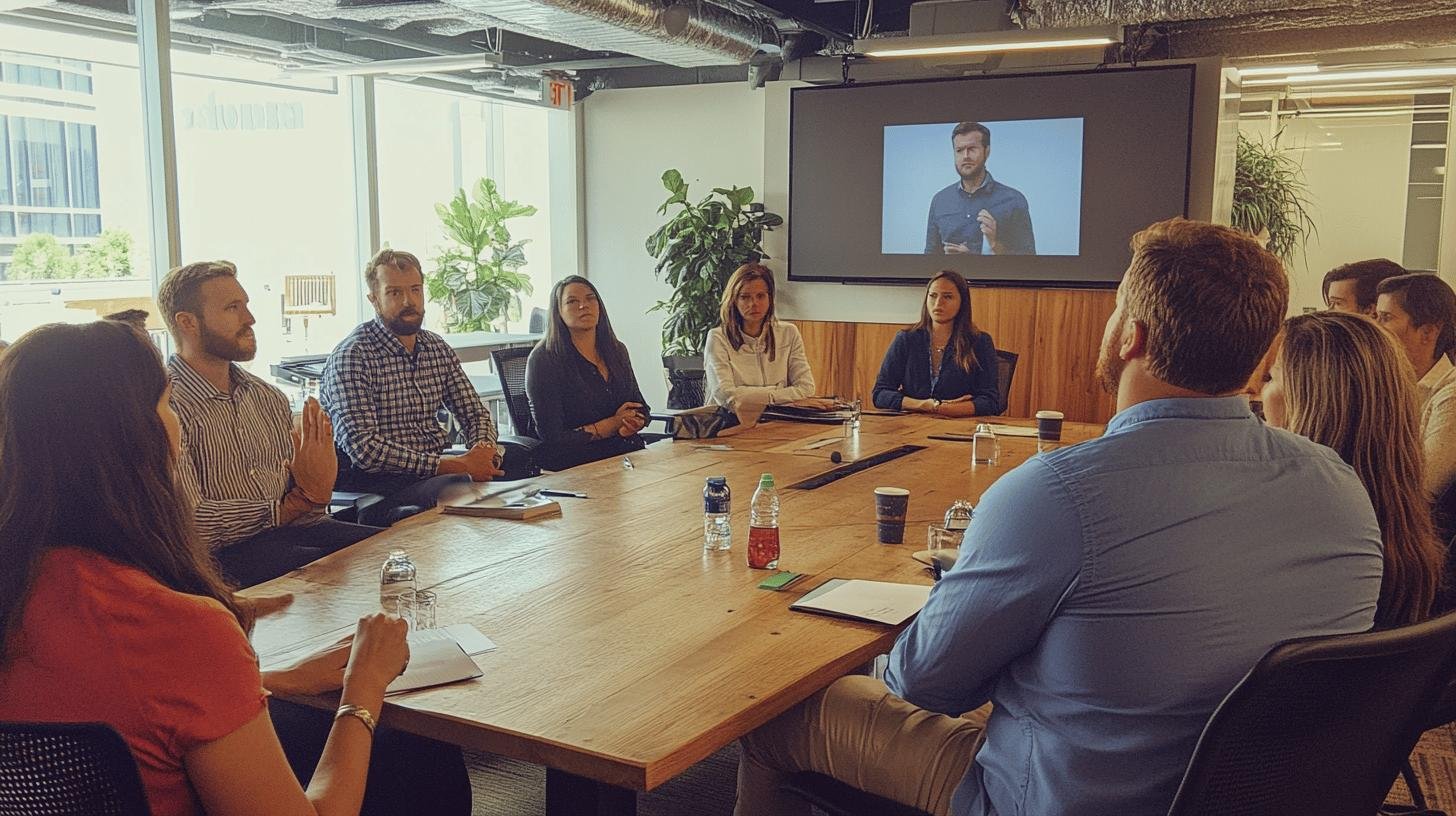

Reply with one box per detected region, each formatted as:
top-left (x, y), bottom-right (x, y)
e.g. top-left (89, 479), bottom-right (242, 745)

top-left (156, 260), bottom-right (238, 336)
top-left (1123, 218), bottom-right (1288, 394)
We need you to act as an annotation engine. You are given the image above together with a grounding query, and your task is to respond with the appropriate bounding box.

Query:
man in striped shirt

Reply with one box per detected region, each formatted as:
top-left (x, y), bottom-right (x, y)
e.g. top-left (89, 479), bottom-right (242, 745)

top-left (159, 261), bottom-right (378, 587)
top-left (322, 249), bottom-right (503, 525)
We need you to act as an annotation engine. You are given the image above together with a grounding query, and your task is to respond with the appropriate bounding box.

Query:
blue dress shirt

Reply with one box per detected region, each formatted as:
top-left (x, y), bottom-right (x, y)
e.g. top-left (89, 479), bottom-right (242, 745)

top-left (872, 329), bottom-right (1002, 415)
top-left (924, 173), bottom-right (1035, 255)
top-left (886, 396), bottom-right (1384, 816)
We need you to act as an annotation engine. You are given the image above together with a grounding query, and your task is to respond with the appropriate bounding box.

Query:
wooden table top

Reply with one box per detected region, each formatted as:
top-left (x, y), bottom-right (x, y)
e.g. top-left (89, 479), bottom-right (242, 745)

top-left (245, 413), bottom-right (1104, 791)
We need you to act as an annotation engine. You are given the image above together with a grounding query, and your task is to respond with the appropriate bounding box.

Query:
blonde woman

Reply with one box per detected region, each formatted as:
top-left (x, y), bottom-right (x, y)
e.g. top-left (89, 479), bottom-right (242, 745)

top-left (704, 263), bottom-right (825, 413)
top-left (1261, 312), bottom-right (1445, 625)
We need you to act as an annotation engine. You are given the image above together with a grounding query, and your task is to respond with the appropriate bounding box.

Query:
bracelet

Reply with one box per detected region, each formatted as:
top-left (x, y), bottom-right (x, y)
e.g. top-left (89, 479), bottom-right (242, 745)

top-left (335, 704), bottom-right (376, 735)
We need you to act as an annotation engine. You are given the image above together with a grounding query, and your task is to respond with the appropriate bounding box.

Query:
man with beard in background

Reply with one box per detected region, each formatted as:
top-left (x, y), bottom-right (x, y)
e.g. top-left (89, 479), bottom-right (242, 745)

top-left (322, 249), bottom-right (502, 526)
top-left (924, 122), bottom-right (1036, 256)
top-left (158, 261), bottom-right (377, 587)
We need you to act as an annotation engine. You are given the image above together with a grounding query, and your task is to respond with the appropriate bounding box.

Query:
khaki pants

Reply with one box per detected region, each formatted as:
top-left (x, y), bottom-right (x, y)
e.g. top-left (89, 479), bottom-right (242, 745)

top-left (734, 675), bottom-right (987, 816)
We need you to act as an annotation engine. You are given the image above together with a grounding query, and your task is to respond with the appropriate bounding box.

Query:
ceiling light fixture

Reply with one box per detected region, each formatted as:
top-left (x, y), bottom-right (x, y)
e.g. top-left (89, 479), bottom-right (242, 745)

top-left (282, 52), bottom-right (503, 78)
top-left (1237, 64), bottom-right (1319, 77)
top-left (855, 25), bottom-right (1119, 59)
top-left (1244, 65), bottom-right (1456, 87)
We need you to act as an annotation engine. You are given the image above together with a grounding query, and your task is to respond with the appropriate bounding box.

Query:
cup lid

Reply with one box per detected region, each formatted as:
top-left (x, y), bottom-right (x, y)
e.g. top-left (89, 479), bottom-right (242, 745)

top-left (1035, 410), bottom-right (1065, 419)
top-left (874, 487), bottom-right (910, 496)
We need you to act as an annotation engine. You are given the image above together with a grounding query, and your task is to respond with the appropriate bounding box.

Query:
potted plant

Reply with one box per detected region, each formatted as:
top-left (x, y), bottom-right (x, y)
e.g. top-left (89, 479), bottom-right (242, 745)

top-left (426, 178), bottom-right (537, 333)
top-left (645, 169), bottom-right (783, 407)
top-left (1232, 131), bottom-right (1317, 263)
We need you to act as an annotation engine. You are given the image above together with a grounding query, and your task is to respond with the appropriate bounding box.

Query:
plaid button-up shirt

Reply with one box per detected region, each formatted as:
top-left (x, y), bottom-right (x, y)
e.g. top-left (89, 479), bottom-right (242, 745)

top-left (322, 317), bottom-right (496, 476)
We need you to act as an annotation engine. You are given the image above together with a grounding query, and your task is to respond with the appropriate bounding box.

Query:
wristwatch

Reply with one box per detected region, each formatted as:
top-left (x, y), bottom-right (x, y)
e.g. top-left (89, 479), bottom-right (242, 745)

top-left (335, 704), bottom-right (377, 735)
top-left (932, 399), bottom-right (943, 411)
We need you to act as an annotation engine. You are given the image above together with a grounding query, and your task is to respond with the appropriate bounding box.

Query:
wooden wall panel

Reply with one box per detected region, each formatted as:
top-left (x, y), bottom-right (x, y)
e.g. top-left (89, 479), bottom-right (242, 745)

top-left (1028, 290), bottom-right (1118, 423)
top-left (790, 319), bottom-right (855, 399)
top-left (789, 287), bottom-right (1118, 424)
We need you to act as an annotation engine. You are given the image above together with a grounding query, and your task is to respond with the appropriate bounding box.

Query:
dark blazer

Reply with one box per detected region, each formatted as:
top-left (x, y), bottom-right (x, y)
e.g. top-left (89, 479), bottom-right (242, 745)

top-left (872, 328), bottom-right (1001, 415)
top-left (524, 340), bottom-right (649, 471)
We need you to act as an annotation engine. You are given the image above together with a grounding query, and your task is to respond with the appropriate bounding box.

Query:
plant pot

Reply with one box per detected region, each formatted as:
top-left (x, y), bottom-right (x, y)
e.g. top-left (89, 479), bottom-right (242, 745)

top-left (662, 354), bottom-right (706, 409)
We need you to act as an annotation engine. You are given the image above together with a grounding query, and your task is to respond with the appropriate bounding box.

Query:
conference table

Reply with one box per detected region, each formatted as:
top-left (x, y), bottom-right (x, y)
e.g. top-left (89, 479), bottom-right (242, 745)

top-left (244, 412), bottom-right (1103, 815)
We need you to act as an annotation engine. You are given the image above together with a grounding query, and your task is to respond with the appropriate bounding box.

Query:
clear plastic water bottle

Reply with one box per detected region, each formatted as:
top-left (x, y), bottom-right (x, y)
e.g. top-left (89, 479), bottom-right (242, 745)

top-left (379, 549), bottom-right (417, 611)
top-left (972, 423), bottom-right (999, 466)
top-left (943, 499), bottom-right (974, 532)
top-left (703, 476), bottom-right (732, 551)
top-left (748, 473), bottom-right (780, 570)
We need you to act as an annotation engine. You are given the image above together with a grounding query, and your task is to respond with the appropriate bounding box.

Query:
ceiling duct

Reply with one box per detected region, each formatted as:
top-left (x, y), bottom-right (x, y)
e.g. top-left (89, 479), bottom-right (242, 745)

top-left (1015, 0), bottom-right (1327, 29)
top-left (191, 0), bottom-right (770, 67)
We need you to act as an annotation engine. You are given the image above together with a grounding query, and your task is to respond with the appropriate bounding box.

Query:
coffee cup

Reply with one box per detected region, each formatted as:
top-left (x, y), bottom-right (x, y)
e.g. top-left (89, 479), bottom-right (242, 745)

top-left (874, 487), bottom-right (910, 544)
top-left (1035, 410), bottom-right (1065, 450)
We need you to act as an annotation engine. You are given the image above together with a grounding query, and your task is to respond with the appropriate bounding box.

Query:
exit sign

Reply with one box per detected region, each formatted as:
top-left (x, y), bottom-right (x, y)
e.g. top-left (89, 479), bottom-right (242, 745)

top-left (543, 77), bottom-right (574, 109)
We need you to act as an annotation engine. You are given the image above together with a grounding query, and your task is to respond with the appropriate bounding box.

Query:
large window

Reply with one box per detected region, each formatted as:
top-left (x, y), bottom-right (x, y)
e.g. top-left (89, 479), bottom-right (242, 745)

top-left (171, 50), bottom-right (360, 372)
top-left (0, 29), bottom-right (152, 344)
top-left (376, 80), bottom-right (555, 336)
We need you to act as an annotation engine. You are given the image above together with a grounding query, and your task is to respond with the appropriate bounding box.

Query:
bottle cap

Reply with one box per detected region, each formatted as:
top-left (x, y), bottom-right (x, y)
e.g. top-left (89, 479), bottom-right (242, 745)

top-left (707, 476), bottom-right (726, 485)
top-left (759, 473), bottom-right (774, 487)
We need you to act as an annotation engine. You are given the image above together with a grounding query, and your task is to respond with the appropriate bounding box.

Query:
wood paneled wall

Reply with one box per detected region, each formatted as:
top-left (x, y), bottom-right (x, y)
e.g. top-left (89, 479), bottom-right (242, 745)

top-left (789, 287), bottom-right (1119, 424)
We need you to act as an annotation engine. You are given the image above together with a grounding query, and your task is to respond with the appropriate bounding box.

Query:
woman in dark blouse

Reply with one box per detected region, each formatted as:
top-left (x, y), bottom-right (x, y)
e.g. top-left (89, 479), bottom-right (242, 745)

top-left (525, 275), bottom-right (650, 471)
top-left (872, 270), bottom-right (1002, 417)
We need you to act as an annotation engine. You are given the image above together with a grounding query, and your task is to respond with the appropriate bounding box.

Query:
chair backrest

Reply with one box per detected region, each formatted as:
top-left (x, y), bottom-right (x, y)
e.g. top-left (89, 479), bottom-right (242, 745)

top-left (666, 370), bottom-right (707, 410)
top-left (282, 275), bottom-right (336, 316)
top-left (491, 346), bottom-right (537, 439)
top-left (993, 349), bottom-right (1018, 416)
top-left (0, 721), bottom-right (151, 815)
top-left (528, 307), bottom-right (547, 334)
top-left (1165, 610), bottom-right (1456, 816)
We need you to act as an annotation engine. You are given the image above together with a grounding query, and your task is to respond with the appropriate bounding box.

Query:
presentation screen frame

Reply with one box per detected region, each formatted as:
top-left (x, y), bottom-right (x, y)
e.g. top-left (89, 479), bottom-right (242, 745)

top-left (786, 65), bottom-right (1197, 289)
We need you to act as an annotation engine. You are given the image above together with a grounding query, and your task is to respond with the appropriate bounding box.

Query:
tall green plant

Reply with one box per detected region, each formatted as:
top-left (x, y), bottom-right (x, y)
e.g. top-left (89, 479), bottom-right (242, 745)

top-left (75, 229), bottom-right (135, 279)
top-left (1232, 131), bottom-right (1317, 263)
top-left (644, 169), bottom-right (783, 358)
top-left (426, 178), bottom-right (537, 334)
top-left (7, 233), bottom-right (76, 281)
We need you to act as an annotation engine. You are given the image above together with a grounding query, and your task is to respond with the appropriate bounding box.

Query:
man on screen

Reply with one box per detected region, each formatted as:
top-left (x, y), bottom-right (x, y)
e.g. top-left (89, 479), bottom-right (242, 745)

top-left (924, 122), bottom-right (1036, 256)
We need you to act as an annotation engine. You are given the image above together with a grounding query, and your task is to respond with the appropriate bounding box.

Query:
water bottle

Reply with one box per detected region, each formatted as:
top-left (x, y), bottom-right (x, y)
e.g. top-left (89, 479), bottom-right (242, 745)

top-left (971, 423), bottom-right (999, 466)
top-left (379, 549), bottom-right (417, 611)
top-left (943, 499), bottom-right (974, 532)
top-left (703, 476), bottom-right (732, 551)
top-left (748, 473), bottom-right (780, 570)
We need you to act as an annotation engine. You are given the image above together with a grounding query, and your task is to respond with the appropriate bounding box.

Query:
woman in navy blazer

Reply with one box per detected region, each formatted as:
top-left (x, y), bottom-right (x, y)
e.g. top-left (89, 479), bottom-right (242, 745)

top-left (872, 270), bottom-right (1002, 417)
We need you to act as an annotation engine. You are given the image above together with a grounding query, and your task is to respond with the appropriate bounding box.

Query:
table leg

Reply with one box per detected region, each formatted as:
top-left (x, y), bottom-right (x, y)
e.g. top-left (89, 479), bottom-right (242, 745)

top-left (545, 768), bottom-right (638, 816)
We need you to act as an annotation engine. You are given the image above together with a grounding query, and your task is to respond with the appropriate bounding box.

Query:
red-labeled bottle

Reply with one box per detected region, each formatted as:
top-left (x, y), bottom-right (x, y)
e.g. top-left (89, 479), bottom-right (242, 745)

top-left (747, 473), bottom-right (780, 570)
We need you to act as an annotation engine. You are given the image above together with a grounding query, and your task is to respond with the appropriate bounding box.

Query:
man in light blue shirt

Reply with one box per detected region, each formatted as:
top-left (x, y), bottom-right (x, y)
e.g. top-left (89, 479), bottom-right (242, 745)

top-left (735, 218), bottom-right (1384, 816)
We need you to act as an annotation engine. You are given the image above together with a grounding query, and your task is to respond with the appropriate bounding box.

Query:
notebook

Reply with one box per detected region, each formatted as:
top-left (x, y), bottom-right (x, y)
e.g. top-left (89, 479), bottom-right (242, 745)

top-left (789, 578), bottom-right (933, 626)
top-left (385, 636), bottom-right (483, 695)
top-left (441, 487), bottom-right (561, 520)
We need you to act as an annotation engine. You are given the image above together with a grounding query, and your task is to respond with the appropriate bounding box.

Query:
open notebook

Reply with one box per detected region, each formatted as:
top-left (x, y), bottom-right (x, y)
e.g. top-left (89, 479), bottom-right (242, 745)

top-left (789, 579), bottom-right (932, 626)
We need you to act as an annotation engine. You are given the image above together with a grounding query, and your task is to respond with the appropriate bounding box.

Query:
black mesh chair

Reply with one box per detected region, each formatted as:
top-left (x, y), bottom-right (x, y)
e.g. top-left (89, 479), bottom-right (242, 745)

top-left (994, 349), bottom-right (1018, 416)
top-left (1166, 610), bottom-right (1456, 816)
top-left (486, 346), bottom-right (543, 476)
top-left (528, 307), bottom-right (547, 334)
top-left (0, 722), bottom-right (151, 815)
top-left (781, 773), bottom-right (928, 816)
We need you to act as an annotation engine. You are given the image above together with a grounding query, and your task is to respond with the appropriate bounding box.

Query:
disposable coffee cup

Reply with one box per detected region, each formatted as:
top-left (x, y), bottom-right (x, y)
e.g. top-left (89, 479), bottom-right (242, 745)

top-left (1035, 410), bottom-right (1065, 443)
top-left (874, 487), bottom-right (910, 545)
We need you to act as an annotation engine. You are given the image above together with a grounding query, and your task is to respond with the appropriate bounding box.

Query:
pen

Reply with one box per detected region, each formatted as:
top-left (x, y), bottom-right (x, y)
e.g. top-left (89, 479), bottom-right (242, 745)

top-left (538, 489), bottom-right (589, 499)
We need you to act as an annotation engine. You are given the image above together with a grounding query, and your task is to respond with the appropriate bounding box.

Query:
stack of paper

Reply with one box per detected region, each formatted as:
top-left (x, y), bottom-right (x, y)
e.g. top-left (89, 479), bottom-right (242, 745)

top-left (790, 579), bottom-right (932, 626)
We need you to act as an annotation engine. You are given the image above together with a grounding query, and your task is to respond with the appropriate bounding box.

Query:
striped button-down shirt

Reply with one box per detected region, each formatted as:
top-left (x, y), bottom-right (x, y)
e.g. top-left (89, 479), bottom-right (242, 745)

top-left (322, 317), bottom-right (496, 477)
top-left (169, 356), bottom-right (296, 550)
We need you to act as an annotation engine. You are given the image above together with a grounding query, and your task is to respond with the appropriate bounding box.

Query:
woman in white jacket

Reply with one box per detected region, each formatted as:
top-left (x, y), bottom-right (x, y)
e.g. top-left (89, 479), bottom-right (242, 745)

top-left (704, 263), bottom-right (817, 411)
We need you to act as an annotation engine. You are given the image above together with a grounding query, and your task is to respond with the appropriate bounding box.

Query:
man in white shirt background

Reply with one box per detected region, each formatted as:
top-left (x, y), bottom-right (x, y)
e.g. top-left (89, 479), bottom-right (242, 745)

top-left (1376, 273), bottom-right (1456, 500)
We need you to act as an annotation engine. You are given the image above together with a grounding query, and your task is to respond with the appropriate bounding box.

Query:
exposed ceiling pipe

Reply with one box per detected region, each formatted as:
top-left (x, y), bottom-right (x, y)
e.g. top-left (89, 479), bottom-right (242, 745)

top-left (187, 0), bottom-right (771, 67)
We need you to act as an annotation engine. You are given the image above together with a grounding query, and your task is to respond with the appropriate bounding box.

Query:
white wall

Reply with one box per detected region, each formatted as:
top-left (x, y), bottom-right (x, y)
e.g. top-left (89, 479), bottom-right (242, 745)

top-left (1242, 113), bottom-right (1416, 313)
top-left (582, 83), bottom-right (766, 408)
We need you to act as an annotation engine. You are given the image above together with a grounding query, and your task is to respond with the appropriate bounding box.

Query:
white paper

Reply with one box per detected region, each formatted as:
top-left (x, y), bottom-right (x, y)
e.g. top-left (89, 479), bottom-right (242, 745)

top-left (386, 636), bottom-right (482, 695)
top-left (408, 623), bottom-right (498, 656)
top-left (987, 424), bottom-right (1040, 438)
top-left (792, 580), bottom-right (932, 626)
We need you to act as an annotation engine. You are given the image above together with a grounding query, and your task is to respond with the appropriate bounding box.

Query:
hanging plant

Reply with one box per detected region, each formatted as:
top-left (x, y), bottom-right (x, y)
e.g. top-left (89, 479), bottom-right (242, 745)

top-left (1232, 131), bottom-right (1317, 263)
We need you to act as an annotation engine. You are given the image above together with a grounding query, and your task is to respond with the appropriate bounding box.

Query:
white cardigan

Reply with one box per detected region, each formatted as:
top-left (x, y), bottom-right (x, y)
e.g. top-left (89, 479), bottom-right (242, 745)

top-left (703, 321), bottom-right (815, 410)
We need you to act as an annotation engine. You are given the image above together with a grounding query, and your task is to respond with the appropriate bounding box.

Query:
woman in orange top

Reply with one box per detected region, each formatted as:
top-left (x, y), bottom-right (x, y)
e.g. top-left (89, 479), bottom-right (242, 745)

top-left (0, 320), bottom-right (409, 816)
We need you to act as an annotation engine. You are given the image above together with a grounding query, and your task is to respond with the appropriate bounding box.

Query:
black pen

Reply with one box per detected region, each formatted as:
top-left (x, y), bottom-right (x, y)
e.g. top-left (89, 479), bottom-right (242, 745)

top-left (538, 489), bottom-right (589, 499)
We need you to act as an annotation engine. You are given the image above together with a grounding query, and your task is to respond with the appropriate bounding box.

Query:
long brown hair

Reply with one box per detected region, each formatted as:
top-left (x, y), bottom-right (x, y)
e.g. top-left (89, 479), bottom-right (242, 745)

top-left (542, 275), bottom-right (632, 378)
top-left (0, 321), bottom-right (246, 665)
top-left (719, 263), bottom-right (778, 361)
top-left (1277, 312), bottom-right (1443, 626)
top-left (912, 270), bottom-right (982, 373)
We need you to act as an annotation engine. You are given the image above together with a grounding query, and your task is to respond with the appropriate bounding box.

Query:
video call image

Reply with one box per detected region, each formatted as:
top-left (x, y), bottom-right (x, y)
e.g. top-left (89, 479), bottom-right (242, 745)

top-left (881, 117), bottom-right (1085, 257)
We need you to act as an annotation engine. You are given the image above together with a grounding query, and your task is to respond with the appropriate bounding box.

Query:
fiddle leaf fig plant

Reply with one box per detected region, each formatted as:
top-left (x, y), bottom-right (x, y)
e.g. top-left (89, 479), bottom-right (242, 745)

top-left (426, 178), bottom-right (536, 333)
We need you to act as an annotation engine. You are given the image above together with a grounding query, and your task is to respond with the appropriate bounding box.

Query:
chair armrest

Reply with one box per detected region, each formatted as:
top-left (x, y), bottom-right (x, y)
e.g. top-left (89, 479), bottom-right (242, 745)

top-left (497, 435), bottom-right (542, 479)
